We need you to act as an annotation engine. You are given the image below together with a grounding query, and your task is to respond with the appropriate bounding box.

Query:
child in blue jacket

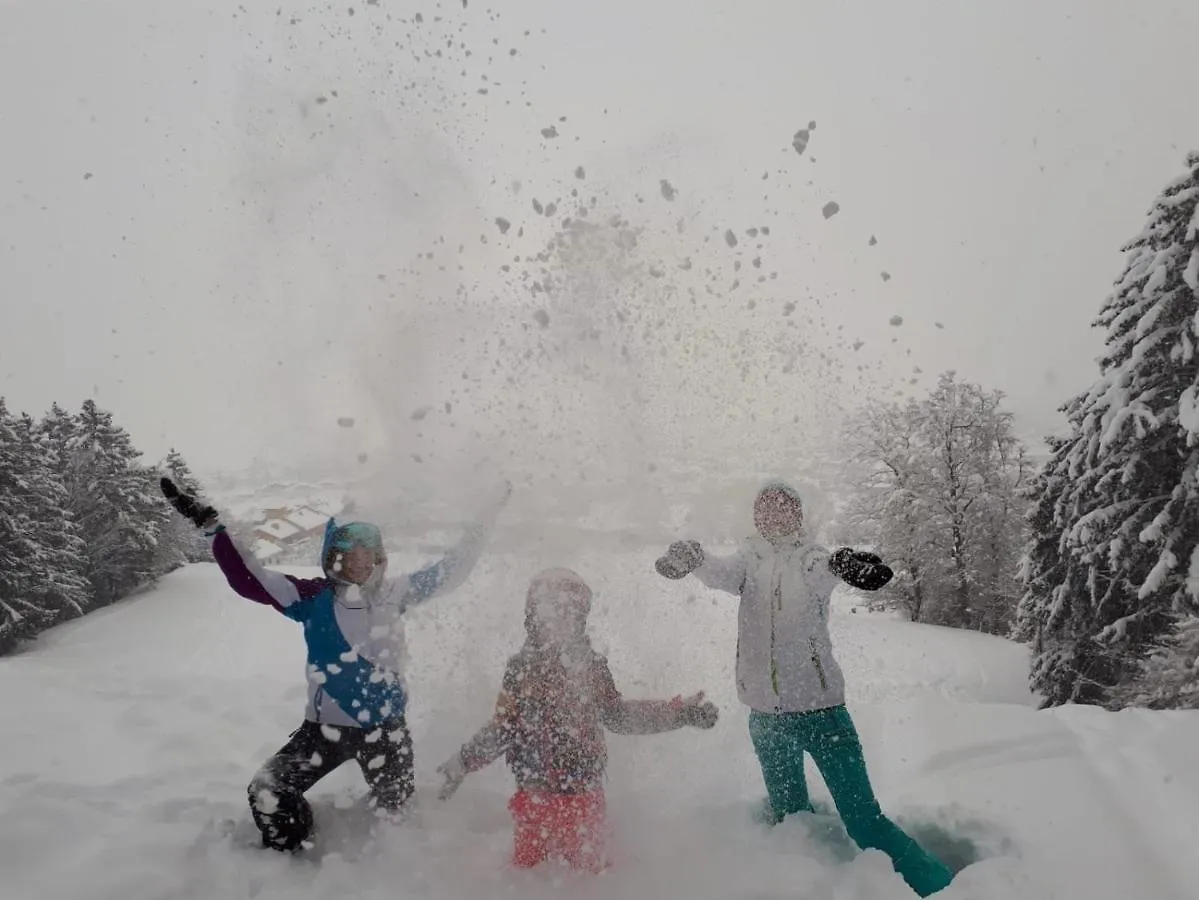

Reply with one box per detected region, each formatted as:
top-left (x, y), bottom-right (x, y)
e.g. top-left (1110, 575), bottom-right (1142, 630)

top-left (161, 477), bottom-right (507, 851)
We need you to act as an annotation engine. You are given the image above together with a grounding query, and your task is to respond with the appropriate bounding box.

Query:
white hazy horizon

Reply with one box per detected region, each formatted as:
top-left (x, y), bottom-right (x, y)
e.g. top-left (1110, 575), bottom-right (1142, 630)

top-left (4, 1), bottom-right (1198, 497)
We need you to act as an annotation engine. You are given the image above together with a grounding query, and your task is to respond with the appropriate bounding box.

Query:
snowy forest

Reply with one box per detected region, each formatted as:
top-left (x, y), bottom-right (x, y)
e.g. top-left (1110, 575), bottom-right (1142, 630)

top-left (0, 398), bottom-right (207, 651)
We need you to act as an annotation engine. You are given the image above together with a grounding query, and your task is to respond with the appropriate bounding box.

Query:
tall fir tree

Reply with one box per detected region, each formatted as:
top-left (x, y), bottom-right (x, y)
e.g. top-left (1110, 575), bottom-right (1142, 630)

top-left (37, 402), bottom-right (78, 479)
top-left (1023, 152), bottom-right (1199, 706)
top-left (0, 399), bottom-right (46, 648)
top-left (0, 400), bottom-right (91, 650)
top-left (1015, 432), bottom-right (1097, 706)
top-left (1111, 616), bottom-right (1199, 709)
top-left (67, 400), bottom-right (170, 606)
top-left (12, 412), bottom-right (92, 622)
top-left (160, 448), bottom-right (210, 565)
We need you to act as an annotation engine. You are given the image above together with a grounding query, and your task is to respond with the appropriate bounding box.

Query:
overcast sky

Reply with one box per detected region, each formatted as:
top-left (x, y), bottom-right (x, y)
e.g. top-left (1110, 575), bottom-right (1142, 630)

top-left (3, 0), bottom-right (1198, 488)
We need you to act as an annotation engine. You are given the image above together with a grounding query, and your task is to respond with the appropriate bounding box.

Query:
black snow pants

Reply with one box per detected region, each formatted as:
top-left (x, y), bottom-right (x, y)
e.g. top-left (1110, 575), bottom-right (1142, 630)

top-left (247, 718), bottom-right (415, 851)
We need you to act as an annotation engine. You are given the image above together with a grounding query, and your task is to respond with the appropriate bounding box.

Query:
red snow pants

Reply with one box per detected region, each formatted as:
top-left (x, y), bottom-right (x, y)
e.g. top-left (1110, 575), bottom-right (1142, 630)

top-left (508, 789), bottom-right (610, 872)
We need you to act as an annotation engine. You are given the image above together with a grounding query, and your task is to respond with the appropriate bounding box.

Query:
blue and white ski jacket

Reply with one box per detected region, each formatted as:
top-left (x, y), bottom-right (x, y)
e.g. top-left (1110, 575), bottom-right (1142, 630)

top-left (209, 515), bottom-right (496, 729)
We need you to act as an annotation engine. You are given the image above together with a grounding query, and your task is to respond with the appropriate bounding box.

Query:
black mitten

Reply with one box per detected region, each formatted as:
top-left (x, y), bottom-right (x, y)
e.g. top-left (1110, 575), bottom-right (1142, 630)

top-left (655, 540), bottom-right (705, 579)
top-left (160, 477), bottom-right (218, 529)
top-left (829, 547), bottom-right (893, 591)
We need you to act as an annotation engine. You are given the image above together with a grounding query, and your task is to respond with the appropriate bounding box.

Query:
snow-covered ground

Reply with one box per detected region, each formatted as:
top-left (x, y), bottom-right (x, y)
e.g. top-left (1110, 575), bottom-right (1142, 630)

top-left (3, 546), bottom-right (1198, 900)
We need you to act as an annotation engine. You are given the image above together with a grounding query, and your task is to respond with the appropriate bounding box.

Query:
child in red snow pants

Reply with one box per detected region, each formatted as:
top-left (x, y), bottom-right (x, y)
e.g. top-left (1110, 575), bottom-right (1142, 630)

top-left (509, 789), bottom-right (609, 872)
top-left (436, 569), bottom-right (718, 874)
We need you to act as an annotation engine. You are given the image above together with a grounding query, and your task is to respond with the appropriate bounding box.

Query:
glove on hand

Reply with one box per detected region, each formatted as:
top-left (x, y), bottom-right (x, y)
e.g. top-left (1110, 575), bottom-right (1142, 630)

top-left (655, 540), bottom-right (705, 580)
top-left (675, 691), bottom-right (719, 729)
top-left (832, 547), bottom-right (883, 567)
top-left (160, 477), bottom-right (218, 530)
top-left (436, 754), bottom-right (468, 801)
top-left (829, 547), bottom-right (893, 591)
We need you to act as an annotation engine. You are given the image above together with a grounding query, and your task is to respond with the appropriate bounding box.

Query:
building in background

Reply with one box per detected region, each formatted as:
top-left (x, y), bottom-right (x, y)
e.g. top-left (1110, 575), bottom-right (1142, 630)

top-left (249, 503), bottom-right (341, 561)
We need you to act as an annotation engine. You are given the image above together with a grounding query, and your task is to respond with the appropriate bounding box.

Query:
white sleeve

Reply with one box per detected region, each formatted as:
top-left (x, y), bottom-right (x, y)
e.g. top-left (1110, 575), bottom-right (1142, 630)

top-left (392, 489), bottom-right (506, 610)
top-left (692, 550), bottom-right (747, 595)
top-left (804, 546), bottom-right (839, 619)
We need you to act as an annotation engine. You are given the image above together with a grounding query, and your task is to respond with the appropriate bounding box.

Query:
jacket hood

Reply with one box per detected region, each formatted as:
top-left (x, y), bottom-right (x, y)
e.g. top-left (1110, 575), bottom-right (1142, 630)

top-left (754, 480), bottom-right (805, 545)
top-left (524, 567), bottom-right (592, 648)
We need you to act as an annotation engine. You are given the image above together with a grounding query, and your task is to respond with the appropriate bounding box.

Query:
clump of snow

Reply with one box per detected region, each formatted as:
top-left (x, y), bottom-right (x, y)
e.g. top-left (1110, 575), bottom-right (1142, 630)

top-left (724, 230), bottom-right (738, 248)
top-left (254, 789), bottom-right (279, 815)
top-left (1178, 386), bottom-right (1199, 437)
top-left (660, 179), bottom-right (677, 202)
top-left (532, 309), bottom-right (550, 328)
top-left (881, 272), bottom-right (892, 282)
top-left (822, 201), bottom-right (840, 219)
top-left (337, 417), bottom-right (356, 428)
top-left (540, 125), bottom-right (558, 139)
top-left (1188, 546), bottom-right (1199, 598)
top-left (495, 217), bottom-right (511, 235)
top-left (890, 315), bottom-right (904, 327)
top-left (1183, 248), bottom-right (1199, 292)
top-left (792, 128), bottom-right (811, 156)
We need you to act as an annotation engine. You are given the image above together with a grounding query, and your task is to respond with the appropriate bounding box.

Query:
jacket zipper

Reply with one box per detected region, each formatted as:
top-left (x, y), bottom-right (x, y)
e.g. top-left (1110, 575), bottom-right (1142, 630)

top-left (736, 631), bottom-right (747, 692)
top-left (770, 565), bottom-right (781, 696)
top-left (809, 637), bottom-right (829, 691)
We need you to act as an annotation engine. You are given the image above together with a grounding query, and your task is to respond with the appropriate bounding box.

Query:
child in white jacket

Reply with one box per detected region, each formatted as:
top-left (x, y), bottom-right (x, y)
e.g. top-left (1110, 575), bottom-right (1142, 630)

top-left (655, 481), bottom-right (953, 897)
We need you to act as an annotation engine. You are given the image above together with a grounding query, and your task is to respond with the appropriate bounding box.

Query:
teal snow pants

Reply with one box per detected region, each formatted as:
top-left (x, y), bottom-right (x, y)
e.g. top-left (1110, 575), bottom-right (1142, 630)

top-left (749, 705), bottom-right (953, 897)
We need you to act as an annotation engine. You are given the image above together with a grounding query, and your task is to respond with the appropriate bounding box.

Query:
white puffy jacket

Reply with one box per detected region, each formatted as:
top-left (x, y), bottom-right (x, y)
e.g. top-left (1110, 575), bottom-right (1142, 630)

top-left (693, 536), bottom-right (846, 714)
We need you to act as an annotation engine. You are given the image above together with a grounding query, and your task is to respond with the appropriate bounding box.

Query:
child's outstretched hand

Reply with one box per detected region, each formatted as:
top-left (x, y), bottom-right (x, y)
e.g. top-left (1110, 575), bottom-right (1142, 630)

top-left (437, 753), bottom-right (468, 800)
top-left (160, 477), bottom-right (218, 530)
top-left (676, 691), bottom-right (719, 729)
top-left (655, 540), bottom-right (704, 579)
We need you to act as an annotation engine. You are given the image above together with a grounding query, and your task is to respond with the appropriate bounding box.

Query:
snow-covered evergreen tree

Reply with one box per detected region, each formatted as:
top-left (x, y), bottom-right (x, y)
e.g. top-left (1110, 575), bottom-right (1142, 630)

top-left (1024, 152), bottom-right (1199, 706)
top-left (1112, 616), bottom-right (1199, 709)
top-left (12, 413), bottom-right (92, 620)
top-left (160, 448), bottom-right (210, 565)
top-left (0, 401), bottom-right (92, 651)
top-left (37, 402), bottom-right (78, 478)
top-left (1015, 431), bottom-right (1106, 706)
top-left (67, 400), bottom-right (170, 606)
top-left (1015, 436), bottom-right (1071, 652)
top-left (0, 399), bottom-right (46, 648)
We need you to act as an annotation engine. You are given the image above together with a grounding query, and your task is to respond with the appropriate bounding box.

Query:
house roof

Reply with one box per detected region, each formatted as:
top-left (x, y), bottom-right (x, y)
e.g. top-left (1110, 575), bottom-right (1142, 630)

top-left (251, 538), bottom-right (284, 560)
top-left (284, 506), bottom-right (329, 533)
top-left (256, 518), bottom-right (302, 541)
